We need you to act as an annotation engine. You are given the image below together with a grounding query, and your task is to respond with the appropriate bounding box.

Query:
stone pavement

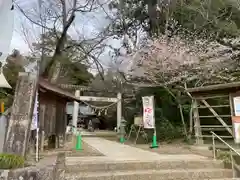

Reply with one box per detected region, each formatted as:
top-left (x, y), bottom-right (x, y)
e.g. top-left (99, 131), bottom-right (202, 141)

top-left (65, 137), bottom-right (233, 180)
top-left (81, 137), bottom-right (208, 161)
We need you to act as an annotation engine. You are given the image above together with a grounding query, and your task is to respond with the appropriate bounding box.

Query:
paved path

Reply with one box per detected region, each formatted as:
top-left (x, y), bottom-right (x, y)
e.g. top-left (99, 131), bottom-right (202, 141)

top-left (82, 137), bottom-right (208, 161)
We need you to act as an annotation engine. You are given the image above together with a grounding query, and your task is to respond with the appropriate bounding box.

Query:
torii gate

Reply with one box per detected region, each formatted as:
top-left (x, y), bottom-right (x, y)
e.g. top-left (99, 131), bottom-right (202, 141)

top-left (72, 90), bottom-right (122, 132)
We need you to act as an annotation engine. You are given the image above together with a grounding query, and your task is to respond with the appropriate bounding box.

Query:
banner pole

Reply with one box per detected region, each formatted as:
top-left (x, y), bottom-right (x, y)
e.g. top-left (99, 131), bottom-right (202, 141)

top-left (150, 127), bottom-right (158, 148)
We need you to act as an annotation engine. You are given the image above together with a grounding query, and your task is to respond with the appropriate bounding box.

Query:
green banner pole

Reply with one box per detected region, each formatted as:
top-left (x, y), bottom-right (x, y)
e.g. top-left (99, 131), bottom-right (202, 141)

top-left (75, 131), bottom-right (83, 151)
top-left (150, 95), bottom-right (158, 149)
top-left (150, 128), bottom-right (158, 148)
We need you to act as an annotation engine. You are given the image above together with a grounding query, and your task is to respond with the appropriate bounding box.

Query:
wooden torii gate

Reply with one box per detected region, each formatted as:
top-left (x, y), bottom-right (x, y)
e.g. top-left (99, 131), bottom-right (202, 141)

top-left (72, 90), bottom-right (122, 132)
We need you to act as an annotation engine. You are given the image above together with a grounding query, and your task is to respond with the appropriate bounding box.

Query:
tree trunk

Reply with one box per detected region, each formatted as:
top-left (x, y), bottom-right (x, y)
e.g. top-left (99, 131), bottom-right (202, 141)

top-left (43, 0), bottom-right (76, 83)
top-left (3, 72), bottom-right (37, 157)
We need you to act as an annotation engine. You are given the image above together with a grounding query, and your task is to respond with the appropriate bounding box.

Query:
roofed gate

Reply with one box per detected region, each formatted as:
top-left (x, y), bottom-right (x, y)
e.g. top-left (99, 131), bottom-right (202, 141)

top-left (187, 82), bottom-right (240, 145)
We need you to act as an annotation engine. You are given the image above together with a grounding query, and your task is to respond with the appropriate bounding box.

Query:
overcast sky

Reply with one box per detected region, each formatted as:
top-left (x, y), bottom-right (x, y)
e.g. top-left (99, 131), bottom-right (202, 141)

top-left (11, 0), bottom-right (112, 52)
top-left (8, 0), bottom-right (134, 75)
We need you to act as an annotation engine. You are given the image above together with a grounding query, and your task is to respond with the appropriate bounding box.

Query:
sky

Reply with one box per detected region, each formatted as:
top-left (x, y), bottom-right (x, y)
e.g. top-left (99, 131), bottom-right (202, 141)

top-left (8, 0), bottom-right (126, 74)
top-left (11, 1), bottom-right (110, 53)
top-left (10, 1), bottom-right (31, 53)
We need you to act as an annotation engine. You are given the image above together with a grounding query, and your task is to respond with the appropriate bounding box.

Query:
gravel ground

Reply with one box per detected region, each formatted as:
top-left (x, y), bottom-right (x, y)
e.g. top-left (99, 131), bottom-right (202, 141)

top-left (42, 141), bottom-right (103, 157)
top-left (67, 141), bottom-right (103, 157)
top-left (27, 139), bottom-right (103, 164)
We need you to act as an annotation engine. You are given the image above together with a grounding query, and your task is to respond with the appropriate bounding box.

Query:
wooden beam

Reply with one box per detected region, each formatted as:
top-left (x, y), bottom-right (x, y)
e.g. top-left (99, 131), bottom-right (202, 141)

top-left (199, 115), bottom-right (231, 118)
top-left (201, 99), bottom-right (233, 136)
top-left (195, 95), bottom-right (228, 100)
top-left (79, 96), bottom-right (118, 103)
top-left (199, 135), bottom-right (233, 138)
top-left (195, 105), bottom-right (230, 109)
top-left (201, 128), bottom-right (233, 131)
top-left (200, 125), bottom-right (233, 128)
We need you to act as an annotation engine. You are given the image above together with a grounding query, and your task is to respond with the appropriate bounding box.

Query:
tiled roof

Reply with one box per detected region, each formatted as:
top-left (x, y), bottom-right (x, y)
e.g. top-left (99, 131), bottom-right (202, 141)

top-left (39, 78), bottom-right (82, 102)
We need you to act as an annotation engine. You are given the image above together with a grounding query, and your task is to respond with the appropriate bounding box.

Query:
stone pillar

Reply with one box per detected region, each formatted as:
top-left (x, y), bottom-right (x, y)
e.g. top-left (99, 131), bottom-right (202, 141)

top-left (117, 92), bottom-right (122, 133)
top-left (3, 72), bottom-right (37, 156)
top-left (72, 90), bottom-right (80, 130)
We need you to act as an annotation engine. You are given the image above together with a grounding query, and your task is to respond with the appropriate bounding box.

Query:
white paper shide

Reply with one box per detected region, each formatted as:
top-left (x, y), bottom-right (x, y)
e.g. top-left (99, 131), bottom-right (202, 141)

top-left (142, 96), bottom-right (155, 129)
top-left (31, 91), bottom-right (38, 130)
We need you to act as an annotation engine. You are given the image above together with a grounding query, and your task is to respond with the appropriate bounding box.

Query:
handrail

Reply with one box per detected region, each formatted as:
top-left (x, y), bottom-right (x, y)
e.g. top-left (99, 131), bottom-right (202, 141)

top-left (211, 131), bottom-right (240, 178)
top-left (211, 131), bottom-right (240, 156)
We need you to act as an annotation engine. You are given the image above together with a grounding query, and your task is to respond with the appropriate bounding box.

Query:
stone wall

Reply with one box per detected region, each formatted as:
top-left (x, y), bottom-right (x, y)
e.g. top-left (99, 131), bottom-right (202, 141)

top-left (0, 153), bottom-right (65, 180)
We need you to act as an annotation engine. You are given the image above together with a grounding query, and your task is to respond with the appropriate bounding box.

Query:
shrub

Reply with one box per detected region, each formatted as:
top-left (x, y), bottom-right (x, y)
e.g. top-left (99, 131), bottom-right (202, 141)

top-left (0, 153), bottom-right (25, 169)
top-left (155, 118), bottom-right (183, 142)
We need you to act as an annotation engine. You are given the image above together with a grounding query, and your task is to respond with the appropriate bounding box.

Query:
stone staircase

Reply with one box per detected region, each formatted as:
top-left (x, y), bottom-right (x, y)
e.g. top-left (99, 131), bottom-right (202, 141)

top-left (64, 156), bottom-right (233, 180)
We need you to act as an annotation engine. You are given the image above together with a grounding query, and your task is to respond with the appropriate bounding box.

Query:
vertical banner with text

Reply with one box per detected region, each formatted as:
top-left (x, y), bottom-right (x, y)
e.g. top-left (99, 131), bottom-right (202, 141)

top-left (142, 96), bottom-right (155, 129)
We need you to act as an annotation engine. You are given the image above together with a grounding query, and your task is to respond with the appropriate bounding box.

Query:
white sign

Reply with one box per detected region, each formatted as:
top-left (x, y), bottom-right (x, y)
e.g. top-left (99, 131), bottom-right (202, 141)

top-left (232, 117), bottom-right (240, 143)
top-left (234, 97), bottom-right (240, 116)
top-left (142, 96), bottom-right (155, 129)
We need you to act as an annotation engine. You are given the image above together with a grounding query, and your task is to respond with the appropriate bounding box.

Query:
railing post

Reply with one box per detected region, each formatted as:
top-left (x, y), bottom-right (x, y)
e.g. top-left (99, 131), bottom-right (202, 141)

top-left (212, 133), bottom-right (216, 160)
top-left (230, 149), bottom-right (236, 178)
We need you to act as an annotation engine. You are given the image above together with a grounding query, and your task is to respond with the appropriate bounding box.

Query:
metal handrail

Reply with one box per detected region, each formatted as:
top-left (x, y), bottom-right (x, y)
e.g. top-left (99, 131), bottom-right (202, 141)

top-left (211, 131), bottom-right (240, 157)
top-left (211, 131), bottom-right (240, 178)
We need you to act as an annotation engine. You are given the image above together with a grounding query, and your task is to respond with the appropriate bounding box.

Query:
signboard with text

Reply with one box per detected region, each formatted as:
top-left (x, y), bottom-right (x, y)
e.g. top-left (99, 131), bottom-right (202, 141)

top-left (234, 96), bottom-right (240, 116)
top-left (232, 116), bottom-right (240, 143)
top-left (142, 96), bottom-right (155, 129)
top-left (232, 96), bottom-right (240, 143)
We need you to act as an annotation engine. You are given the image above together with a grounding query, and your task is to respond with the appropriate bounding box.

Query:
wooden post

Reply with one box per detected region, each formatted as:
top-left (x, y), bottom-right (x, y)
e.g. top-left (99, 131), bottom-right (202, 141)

top-left (117, 92), bottom-right (122, 133)
top-left (39, 105), bottom-right (45, 152)
top-left (55, 135), bottom-right (59, 149)
top-left (193, 99), bottom-right (203, 145)
top-left (40, 131), bottom-right (45, 151)
top-left (72, 90), bottom-right (80, 130)
top-left (229, 93), bottom-right (234, 116)
top-left (3, 72), bottom-right (37, 156)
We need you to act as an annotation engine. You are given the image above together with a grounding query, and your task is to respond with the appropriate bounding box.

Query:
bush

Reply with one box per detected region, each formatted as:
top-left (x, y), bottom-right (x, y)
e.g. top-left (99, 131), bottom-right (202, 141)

top-left (0, 153), bottom-right (25, 169)
top-left (155, 118), bottom-right (183, 142)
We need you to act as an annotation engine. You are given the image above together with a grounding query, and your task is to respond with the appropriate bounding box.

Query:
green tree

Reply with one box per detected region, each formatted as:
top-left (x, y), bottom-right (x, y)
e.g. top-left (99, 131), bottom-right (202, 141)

top-left (107, 0), bottom-right (240, 141)
top-left (0, 50), bottom-right (26, 108)
top-left (33, 31), bottom-right (93, 85)
top-left (109, 0), bottom-right (240, 39)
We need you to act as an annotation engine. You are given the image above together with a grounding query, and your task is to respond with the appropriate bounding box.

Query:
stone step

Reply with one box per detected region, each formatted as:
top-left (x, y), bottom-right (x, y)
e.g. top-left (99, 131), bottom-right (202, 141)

top-left (207, 179), bottom-right (240, 180)
top-left (208, 179), bottom-right (240, 180)
top-left (66, 158), bottom-right (224, 173)
top-left (65, 169), bottom-right (232, 180)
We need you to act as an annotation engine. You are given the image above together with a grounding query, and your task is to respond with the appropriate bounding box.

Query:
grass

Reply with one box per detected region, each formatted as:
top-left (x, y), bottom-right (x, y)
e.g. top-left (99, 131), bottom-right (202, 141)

top-left (0, 153), bottom-right (25, 169)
